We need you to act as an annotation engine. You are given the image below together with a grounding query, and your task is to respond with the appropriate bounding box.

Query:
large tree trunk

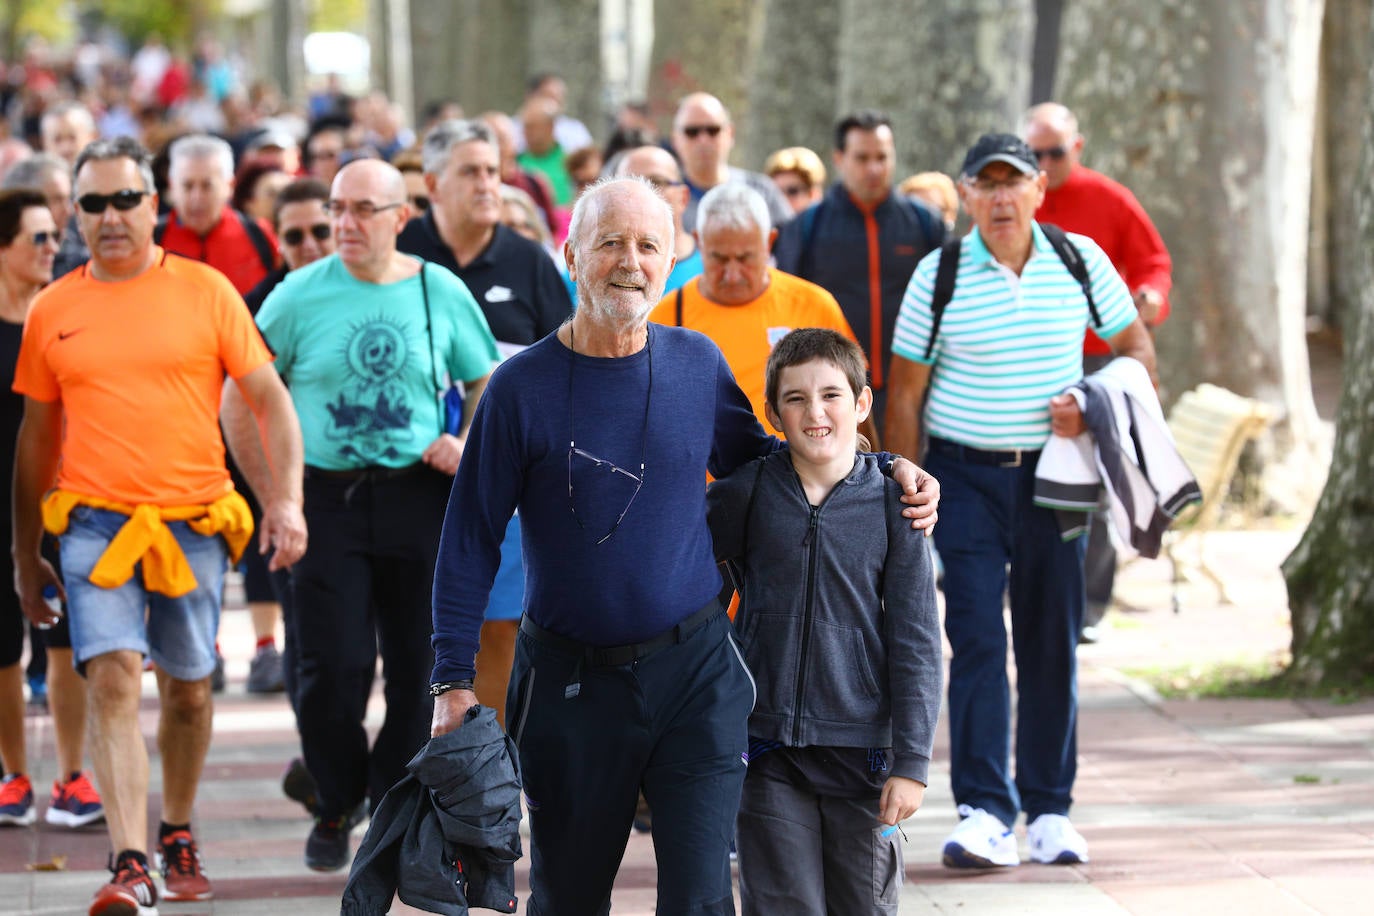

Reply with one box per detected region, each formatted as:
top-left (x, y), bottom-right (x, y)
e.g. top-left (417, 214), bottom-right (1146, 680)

top-left (739, 0), bottom-right (842, 171)
top-left (1281, 5), bottom-right (1374, 690)
top-left (409, 0), bottom-right (530, 117)
top-left (527, 0), bottom-right (605, 143)
top-left (1056, 0), bottom-right (1328, 510)
top-left (834, 0), bottom-right (1034, 179)
top-left (647, 0), bottom-right (766, 164)
top-left (1311, 0), bottom-right (1372, 333)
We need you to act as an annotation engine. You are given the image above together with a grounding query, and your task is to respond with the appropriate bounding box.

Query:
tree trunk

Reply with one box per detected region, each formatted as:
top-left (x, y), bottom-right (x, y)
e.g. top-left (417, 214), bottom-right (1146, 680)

top-left (1312, 0), bottom-right (1372, 333)
top-left (409, 0), bottom-right (530, 117)
top-left (1281, 4), bottom-right (1374, 690)
top-left (738, 0), bottom-right (842, 172)
top-left (647, 0), bottom-right (766, 164)
top-left (1056, 0), bottom-right (1328, 510)
top-left (526, 0), bottom-right (604, 143)
top-left (834, 0), bottom-right (1034, 179)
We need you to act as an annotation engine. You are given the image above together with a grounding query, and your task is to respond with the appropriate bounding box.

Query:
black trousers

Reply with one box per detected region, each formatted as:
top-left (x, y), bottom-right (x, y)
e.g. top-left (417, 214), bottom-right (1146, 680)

top-left (291, 465), bottom-right (451, 818)
top-left (509, 610), bottom-right (754, 916)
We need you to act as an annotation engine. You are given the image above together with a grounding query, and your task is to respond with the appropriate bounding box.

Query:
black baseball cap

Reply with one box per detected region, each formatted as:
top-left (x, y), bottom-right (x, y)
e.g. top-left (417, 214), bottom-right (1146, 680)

top-left (961, 133), bottom-right (1039, 178)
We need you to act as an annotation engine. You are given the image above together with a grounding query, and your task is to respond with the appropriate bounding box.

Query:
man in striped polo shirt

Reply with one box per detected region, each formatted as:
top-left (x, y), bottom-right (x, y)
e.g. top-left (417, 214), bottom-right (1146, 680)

top-left (884, 133), bottom-right (1155, 870)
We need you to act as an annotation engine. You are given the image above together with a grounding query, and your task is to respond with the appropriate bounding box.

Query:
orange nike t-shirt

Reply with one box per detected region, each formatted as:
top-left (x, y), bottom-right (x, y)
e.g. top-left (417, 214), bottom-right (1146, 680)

top-left (13, 249), bottom-right (273, 506)
top-left (650, 267), bottom-right (859, 433)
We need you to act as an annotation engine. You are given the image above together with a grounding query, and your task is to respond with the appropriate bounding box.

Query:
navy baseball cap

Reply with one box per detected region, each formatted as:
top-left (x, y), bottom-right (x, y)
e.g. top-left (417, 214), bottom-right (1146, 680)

top-left (960, 133), bottom-right (1039, 178)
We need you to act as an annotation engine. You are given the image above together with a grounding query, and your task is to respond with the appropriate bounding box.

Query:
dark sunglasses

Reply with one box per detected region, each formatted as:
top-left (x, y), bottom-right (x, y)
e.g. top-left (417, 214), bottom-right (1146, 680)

top-left (28, 230), bottom-right (61, 246)
top-left (682, 124), bottom-right (723, 139)
top-left (76, 189), bottom-right (150, 214)
top-left (1032, 146), bottom-right (1068, 161)
top-left (282, 223), bottom-right (331, 246)
top-left (410, 194), bottom-right (430, 212)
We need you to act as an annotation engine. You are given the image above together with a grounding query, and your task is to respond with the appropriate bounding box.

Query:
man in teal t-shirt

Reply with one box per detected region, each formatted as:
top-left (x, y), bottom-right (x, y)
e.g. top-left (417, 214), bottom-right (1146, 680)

top-left (252, 160), bottom-right (499, 873)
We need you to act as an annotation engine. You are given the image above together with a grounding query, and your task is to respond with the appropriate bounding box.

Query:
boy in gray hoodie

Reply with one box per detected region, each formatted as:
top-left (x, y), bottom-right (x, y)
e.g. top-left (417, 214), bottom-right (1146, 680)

top-left (708, 328), bottom-right (942, 915)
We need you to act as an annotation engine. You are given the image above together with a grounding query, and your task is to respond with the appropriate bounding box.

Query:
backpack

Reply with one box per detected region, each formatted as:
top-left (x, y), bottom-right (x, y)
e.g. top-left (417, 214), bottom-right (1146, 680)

top-left (154, 210), bottom-right (277, 274)
top-left (922, 222), bottom-right (1100, 361)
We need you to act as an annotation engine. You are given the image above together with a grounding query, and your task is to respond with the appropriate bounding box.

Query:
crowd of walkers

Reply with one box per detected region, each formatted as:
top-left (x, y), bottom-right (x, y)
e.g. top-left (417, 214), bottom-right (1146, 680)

top-left (0, 25), bottom-right (1174, 916)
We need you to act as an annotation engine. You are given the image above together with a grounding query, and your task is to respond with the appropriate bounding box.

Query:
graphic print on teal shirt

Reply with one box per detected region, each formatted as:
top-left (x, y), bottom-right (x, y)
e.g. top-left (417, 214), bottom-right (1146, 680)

top-left (255, 256), bottom-right (500, 470)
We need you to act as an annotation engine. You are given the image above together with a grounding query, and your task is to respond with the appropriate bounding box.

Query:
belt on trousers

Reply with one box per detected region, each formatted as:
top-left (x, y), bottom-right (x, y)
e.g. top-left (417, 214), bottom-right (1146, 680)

top-left (520, 598), bottom-right (722, 668)
top-left (928, 436), bottom-right (1041, 469)
top-left (304, 462), bottom-right (426, 482)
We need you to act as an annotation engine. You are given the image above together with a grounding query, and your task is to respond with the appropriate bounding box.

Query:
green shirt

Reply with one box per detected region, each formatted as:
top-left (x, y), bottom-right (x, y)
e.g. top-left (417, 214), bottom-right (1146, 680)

top-left (517, 144), bottom-right (574, 208)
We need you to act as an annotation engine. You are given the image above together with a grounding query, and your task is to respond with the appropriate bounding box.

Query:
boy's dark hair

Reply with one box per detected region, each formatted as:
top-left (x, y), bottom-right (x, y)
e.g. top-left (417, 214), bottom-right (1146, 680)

top-left (834, 109), bottom-right (892, 151)
top-left (765, 328), bottom-right (869, 413)
top-left (0, 188), bottom-right (49, 246)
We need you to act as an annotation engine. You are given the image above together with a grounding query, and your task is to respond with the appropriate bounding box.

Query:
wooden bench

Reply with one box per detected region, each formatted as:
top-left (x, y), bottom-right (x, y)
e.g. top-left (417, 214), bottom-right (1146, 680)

top-left (1163, 383), bottom-right (1272, 612)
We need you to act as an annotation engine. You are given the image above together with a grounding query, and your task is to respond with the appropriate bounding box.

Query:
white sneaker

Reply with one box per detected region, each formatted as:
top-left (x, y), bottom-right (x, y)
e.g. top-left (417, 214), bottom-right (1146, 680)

top-left (941, 804), bottom-right (1019, 868)
top-left (1027, 813), bottom-right (1089, 864)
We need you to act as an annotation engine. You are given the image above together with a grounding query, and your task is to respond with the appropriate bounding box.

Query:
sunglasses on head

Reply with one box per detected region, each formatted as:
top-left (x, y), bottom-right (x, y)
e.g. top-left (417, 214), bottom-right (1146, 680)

top-left (1032, 146), bottom-right (1068, 161)
top-left (282, 223), bottom-right (331, 246)
top-left (682, 124), bottom-right (723, 139)
top-left (76, 189), bottom-right (150, 214)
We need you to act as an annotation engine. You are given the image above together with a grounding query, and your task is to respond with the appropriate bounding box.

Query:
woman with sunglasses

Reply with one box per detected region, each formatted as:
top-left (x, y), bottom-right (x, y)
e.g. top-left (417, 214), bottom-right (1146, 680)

top-left (0, 188), bottom-right (104, 831)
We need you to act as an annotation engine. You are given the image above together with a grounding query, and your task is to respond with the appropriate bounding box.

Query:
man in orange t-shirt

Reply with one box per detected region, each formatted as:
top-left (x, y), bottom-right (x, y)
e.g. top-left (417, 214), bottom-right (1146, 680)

top-left (650, 182), bottom-right (864, 439)
top-left (10, 137), bottom-right (305, 915)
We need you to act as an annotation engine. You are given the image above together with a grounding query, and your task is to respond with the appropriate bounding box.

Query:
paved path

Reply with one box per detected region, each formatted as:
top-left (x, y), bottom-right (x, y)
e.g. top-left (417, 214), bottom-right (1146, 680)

top-left (2, 528), bottom-right (1371, 914)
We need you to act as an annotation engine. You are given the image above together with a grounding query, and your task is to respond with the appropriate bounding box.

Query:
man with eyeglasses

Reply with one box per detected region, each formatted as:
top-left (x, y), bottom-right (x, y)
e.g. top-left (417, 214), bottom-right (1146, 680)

top-left (428, 175), bottom-right (940, 914)
top-left (671, 92), bottom-right (792, 234)
top-left (774, 110), bottom-right (946, 447)
top-left (885, 133), bottom-right (1156, 872)
top-left (229, 158), bottom-right (499, 873)
top-left (1022, 102), bottom-right (1173, 643)
top-left (397, 119), bottom-right (571, 734)
top-left (11, 136), bottom-right (306, 915)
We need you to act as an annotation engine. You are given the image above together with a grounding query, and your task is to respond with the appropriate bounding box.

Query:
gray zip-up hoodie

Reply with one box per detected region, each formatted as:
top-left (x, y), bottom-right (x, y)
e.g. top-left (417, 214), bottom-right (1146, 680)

top-left (707, 452), bottom-right (942, 783)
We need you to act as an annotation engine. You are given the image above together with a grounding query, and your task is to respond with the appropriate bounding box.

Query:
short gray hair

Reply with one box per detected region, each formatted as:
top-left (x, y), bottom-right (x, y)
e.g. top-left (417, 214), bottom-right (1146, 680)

top-left (421, 118), bottom-right (496, 175)
top-left (168, 134), bottom-right (235, 181)
top-left (41, 101), bottom-right (96, 137)
top-left (696, 182), bottom-right (770, 245)
top-left (566, 176), bottom-right (675, 257)
top-left (73, 136), bottom-right (156, 195)
top-left (1, 152), bottom-right (67, 190)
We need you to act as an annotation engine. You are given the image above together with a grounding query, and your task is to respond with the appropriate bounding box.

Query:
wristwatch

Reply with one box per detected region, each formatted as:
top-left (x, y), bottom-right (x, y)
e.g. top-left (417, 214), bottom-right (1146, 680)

top-left (429, 679), bottom-right (475, 697)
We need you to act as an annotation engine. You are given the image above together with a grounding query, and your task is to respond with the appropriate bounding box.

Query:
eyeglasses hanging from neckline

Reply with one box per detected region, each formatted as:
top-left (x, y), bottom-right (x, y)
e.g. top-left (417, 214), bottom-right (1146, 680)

top-left (565, 325), bottom-right (652, 545)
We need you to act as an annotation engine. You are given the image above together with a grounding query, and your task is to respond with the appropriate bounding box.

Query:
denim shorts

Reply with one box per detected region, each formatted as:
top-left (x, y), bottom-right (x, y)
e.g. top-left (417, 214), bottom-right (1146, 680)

top-left (59, 506), bottom-right (227, 680)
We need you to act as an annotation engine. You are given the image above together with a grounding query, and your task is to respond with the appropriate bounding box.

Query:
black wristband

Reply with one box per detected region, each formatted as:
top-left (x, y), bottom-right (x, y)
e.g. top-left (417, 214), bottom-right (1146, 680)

top-left (430, 679), bottom-right (475, 697)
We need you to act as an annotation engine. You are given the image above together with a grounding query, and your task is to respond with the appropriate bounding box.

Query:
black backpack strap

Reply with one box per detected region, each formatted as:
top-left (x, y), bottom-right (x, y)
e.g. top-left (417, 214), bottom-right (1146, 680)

top-left (236, 211), bottom-right (278, 274)
top-left (675, 287), bottom-right (684, 327)
top-left (923, 238), bottom-right (962, 361)
top-left (1039, 222), bottom-right (1101, 329)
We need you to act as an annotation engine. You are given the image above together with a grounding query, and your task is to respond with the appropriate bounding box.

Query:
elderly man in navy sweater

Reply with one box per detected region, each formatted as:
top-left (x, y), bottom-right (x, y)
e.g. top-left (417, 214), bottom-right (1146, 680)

top-left (428, 176), bottom-right (940, 916)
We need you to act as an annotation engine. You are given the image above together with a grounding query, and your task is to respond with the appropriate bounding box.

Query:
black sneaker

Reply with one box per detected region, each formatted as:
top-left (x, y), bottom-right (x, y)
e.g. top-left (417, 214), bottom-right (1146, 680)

top-left (305, 815), bottom-right (351, 872)
top-left (281, 757), bottom-right (318, 815)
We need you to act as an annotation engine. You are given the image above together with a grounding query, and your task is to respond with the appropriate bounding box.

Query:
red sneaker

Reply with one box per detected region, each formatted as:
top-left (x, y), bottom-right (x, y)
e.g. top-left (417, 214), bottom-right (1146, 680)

top-left (155, 829), bottom-right (212, 901)
top-left (46, 771), bottom-right (105, 827)
top-left (89, 854), bottom-right (158, 915)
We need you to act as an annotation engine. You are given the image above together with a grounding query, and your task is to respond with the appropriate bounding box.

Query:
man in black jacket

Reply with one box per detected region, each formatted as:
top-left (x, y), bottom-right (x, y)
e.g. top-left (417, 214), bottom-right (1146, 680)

top-left (773, 110), bottom-right (946, 444)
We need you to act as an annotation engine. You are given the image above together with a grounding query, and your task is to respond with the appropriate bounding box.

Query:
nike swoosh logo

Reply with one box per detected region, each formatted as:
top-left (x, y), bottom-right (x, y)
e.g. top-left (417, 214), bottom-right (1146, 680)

top-left (58, 329), bottom-right (84, 340)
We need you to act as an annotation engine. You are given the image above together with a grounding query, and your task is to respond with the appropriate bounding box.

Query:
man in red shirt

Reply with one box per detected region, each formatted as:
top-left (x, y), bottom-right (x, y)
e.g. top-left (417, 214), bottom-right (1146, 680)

top-left (1023, 102), bottom-right (1173, 640)
top-left (160, 133), bottom-right (279, 296)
